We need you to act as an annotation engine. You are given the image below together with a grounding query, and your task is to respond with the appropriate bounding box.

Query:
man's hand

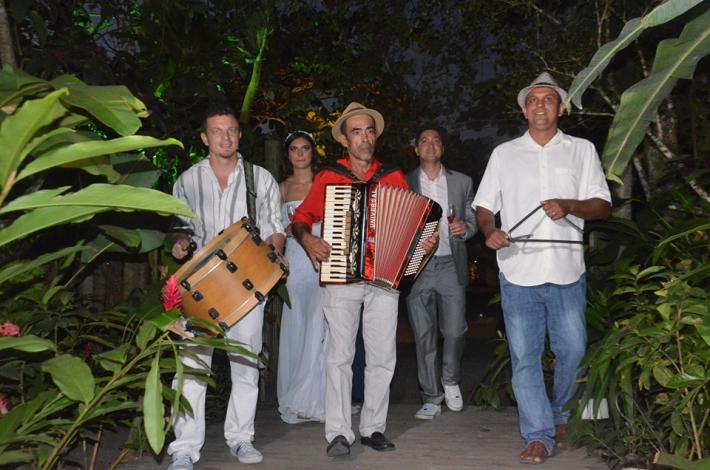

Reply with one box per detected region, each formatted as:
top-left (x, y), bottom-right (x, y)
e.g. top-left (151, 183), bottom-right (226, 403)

top-left (449, 218), bottom-right (467, 238)
top-left (171, 237), bottom-right (191, 260)
top-left (265, 233), bottom-right (288, 268)
top-left (484, 229), bottom-right (510, 250)
top-left (420, 230), bottom-right (439, 255)
top-left (300, 232), bottom-right (331, 271)
top-left (540, 199), bottom-right (570, 221)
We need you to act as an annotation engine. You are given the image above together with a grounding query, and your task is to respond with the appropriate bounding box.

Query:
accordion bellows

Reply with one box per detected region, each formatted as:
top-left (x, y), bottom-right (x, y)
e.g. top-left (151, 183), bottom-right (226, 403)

top-left (320, 183), bottom-right (441, 290)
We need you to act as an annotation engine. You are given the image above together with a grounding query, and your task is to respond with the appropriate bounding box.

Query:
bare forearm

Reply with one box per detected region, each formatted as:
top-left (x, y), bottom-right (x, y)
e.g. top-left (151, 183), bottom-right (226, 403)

top-left (475, 207), bottom-right (498, 238)
top-left (292, 222), bottom-right (310, 245)
top-left (558, 198), bottom-right (611, 220)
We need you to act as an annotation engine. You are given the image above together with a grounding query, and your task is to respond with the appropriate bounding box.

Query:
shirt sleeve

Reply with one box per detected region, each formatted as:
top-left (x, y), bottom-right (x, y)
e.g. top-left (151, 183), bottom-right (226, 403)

top-left (472, 148), bottom-right (501, 214)
top-left (255, 167), bottom-right (285, 239)
top-left (172, 174), bottom-right (196, 233)
top-left (463, 174), bottom-right (477, 239)
top-left (580, 142), bottom-right (612, 203)
top-left (292, 170), bottom-right (327, 230)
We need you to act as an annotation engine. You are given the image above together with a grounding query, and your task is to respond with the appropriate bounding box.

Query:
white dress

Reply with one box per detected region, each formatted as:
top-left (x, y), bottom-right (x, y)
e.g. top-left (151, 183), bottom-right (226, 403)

top-left (277, 200), bottom-right (327, 423)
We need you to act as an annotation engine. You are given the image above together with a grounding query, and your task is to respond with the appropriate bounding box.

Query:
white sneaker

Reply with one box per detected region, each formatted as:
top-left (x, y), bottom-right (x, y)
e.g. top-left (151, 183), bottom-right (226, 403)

top-left (167, 454), bottom-right (193, 470)
top-left (415, 403), bottom-right (442, 420)
top-left (443, 383), bottom-right (463, 411)
top-left (230, 440), bottom-right (263, 464)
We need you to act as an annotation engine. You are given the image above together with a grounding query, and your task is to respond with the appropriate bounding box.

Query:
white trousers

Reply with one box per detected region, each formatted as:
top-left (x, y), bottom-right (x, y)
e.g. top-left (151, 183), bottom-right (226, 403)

top-left (323, 283), bottom-right (399, 444)
top-left (167, 304), bottom-right (264, 463)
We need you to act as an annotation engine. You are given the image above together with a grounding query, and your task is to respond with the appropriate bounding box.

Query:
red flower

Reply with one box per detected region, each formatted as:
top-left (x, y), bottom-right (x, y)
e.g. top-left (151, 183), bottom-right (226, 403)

top-left (0, 322), bottom-right (20, 337)
top-left (161, 276), bottom-right (182, 311)
top-left (0, 394), bottom-right (8, 415)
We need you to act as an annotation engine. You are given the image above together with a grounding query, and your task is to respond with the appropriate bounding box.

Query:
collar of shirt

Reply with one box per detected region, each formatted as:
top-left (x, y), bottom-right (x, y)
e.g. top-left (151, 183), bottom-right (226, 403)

top-left (336, 157), bottom-right (382, 181)
top-left (519, 129), bottom-right (564, 149)
top-left (202, 152), bottom-right (243, 187)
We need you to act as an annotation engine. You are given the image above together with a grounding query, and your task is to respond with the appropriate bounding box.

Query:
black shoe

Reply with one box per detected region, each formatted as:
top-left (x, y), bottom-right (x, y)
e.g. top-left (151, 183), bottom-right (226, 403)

top-left (326, 435), bottom-right (350, 457)
top-left (360, 432), bottom-right (395, 451)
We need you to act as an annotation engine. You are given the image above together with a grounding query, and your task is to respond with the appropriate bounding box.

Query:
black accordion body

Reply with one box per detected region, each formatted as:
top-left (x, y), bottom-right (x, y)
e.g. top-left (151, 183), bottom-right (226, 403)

top-left (320, 183), bottom-right (442, 291)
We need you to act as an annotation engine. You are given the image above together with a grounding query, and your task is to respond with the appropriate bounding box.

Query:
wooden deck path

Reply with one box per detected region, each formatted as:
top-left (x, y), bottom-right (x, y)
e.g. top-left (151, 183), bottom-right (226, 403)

top-left (119, 404), bottom-right (607, 469)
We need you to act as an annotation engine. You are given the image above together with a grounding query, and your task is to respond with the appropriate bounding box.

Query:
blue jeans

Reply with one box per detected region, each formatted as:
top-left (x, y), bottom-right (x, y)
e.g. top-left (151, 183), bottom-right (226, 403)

top-left (499, 272), bottom-right (587, 453)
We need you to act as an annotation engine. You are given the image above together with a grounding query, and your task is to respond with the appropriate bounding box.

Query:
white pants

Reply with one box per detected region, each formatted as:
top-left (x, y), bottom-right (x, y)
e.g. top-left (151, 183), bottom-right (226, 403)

top-left (167, 304), bottom-right (264, 462)
top-left (323, 283), bottom-right (399, 444)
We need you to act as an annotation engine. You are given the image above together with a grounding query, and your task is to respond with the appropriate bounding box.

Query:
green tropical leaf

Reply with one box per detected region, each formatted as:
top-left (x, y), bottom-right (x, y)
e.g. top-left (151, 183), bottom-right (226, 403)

top-left (99, 224), bottom-right (142, 248)
top-left (16, 136), bottom-right (183, 182)
top-left (656, 219), bottom-right (710, 247)
top-left (0, 65), bottom-right (49, 108)
top-left (695, 323), bottom-right (710, 347)
top-left (0, 206), bottom-right (105, 249)
top-left (665, 372), bottom-right (703, 389)
top-left (41, 355), bottom-right (95, 404)
top-left (146, 309), bottom-right (182, 331)
top-left (566, 0), bottom-right (703, 110)
top-left (112, 153), bottom-right (161, 188)
top-left (50, 75), bottom-right (148, 136)
top-left (0, 450), bottom-right (34, 465)
top-left (82, 400), bottom-right (136, 422)
top-left (0, 88), bottom-right (68, 186)
top-left (602, 9), bottom-right (710, 182)
top-left (0, 243), bottom-right (85, 284)
top-left (0, 335), bottom-right (55, 353)
top-left (95, 344), bottom-right (130, 374)
top-left (0, 184), bottom-right (192, 215)
top-left (656, 454), bottom-right (710, 470)
top-left (136, 321), bottom-right (157, 351)
top-left (0, 185), bottom-right (193, 249)
top-left (143, 352), bottom-right (165, 453)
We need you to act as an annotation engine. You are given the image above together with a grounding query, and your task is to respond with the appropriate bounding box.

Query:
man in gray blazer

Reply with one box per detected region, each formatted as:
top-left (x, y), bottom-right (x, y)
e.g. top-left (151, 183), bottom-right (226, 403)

top-left (406, 126), bottom-right (477, 420)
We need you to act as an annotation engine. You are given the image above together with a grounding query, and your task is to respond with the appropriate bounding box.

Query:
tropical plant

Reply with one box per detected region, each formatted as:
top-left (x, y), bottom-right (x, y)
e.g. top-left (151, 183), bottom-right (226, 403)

top-left (572, 235), bottom-right (708, 468)
top-left (566, 0), bottom-right (709, 200)
top-left (0, 67), bottom-right (259, 468)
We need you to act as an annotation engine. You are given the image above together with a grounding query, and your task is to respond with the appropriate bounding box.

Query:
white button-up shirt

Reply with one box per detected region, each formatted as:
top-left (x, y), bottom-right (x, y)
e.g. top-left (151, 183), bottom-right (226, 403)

top-left (419, 166), bottom-right (452, 256)
top-left (473, 130), bottom-right (611, 286)
top-left (173, 154), bottom-right (284, 249)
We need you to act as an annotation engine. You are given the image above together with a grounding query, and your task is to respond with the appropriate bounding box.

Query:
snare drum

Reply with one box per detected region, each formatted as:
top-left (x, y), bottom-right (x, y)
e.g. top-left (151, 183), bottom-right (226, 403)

top-left (174, 218), bottom-right (288, 331)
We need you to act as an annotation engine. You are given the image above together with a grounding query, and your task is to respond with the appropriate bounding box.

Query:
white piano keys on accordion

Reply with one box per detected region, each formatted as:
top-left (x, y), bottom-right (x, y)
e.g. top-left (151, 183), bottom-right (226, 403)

top-left (319, 183), bottom-right (441, 289)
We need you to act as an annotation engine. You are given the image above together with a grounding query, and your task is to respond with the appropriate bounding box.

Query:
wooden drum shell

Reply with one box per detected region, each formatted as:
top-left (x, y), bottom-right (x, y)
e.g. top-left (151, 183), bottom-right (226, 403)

top-left (174, 218), bottom-right (286, 330)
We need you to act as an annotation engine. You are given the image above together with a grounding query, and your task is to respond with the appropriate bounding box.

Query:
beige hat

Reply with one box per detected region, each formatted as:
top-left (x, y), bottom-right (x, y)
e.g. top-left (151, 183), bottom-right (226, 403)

top-left (331, 102), bottom-right (385, 140)
top-left (517, 72), bottom-right (568, 108)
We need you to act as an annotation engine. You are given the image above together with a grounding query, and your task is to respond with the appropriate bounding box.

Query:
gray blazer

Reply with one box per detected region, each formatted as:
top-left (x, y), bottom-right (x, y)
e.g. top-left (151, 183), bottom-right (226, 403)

top-left (407, 166), bottom-right (477, 285)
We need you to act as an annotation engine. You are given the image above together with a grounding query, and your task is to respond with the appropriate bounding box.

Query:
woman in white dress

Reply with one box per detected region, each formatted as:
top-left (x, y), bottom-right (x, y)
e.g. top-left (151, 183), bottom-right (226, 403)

top-left (277, 130), bottom-right (327, 423)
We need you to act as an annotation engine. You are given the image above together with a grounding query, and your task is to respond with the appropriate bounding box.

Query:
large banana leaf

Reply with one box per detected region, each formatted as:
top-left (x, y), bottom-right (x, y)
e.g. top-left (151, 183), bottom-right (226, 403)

top-left (566, 0), bottom-right (704, 111)
top-left (0, 89), bottom-right (68, 186)
top-left (0, 65), bottom-right (50, 108)
top-left (16, 135), bottom-right (183, 182)
top-left (0, 185), bottom-right (193, 248)
top-left (50, 75), bottom-right (148, 136)
top-left (602, 9), bottom-right (710, 183)
top-left (111, 153), bottom-right (161, 188)
top-left (0, 184), bottom-right (193, 215)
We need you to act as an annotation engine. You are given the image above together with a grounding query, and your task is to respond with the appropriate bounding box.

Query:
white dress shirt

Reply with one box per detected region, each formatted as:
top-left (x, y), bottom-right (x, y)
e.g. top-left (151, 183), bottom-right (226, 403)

top-left (173, 154), bottom-right (284, 248)
top-left (419, 165), bottom-right (452, 257)
top-left (473, 130), bottom-right (611, 286)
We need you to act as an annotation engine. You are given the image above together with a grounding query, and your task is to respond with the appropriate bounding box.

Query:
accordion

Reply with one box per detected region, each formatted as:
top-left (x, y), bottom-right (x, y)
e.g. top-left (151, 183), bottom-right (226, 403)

top-left (320, 183), bottom-right (442, 290)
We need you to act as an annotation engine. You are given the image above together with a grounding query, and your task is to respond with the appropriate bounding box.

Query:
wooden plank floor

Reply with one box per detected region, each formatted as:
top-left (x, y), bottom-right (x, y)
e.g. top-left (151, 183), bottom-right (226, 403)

top-left (119, 404), bottom-right (607, 469)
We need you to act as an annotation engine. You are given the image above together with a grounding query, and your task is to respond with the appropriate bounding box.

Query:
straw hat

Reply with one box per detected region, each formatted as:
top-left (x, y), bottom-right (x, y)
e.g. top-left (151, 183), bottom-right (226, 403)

top-left (331, 102), bottom-right (385, 140)
top-left (517, 72), bottom-right (568, 108)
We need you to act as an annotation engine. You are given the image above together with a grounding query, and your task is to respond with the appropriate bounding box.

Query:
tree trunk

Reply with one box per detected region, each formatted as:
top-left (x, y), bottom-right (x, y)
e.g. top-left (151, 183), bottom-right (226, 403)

top-left (0, 0), bottom-right (16, 69)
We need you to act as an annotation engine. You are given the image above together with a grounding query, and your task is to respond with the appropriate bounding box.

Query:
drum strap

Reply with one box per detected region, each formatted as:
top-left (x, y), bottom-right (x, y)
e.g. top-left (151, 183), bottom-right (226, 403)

top-left (243, 159), bottom-right (258, 228)
top-left (323, 161), bottom-right (398, 183)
